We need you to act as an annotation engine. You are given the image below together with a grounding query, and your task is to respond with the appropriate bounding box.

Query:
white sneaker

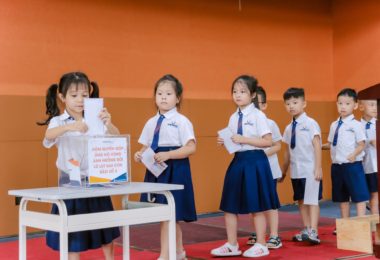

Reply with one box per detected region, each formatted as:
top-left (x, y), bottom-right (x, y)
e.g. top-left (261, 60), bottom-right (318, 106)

top-left (210, 242), bottom-right (242, 256)
top-left (243, 243), bottom-right (269, 258)
top-left (176, 250), bottom-right (187, 260)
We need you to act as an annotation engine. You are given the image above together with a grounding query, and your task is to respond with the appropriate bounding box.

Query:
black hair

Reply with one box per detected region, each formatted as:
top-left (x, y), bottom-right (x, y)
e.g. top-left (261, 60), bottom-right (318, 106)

top-left (283, 87), bottom-right (305, 101)
top-left (154, 74), bottom-right (183, 108)
top-left (256, 86), bottom-right (267, 104)
top-left (231, 75), bottom-right (259, 107)
top-left (337, 88), bottom-right (357, 102)
top-left (37, 71), bottom-right (99, 125)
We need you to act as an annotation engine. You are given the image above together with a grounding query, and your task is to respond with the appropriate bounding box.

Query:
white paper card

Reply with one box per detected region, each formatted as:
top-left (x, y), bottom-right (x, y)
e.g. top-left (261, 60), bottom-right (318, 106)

top-left (84, 98), bottom-right (104, 135)
top-left (218, 127), bottom-right (242, 154)
top-left (304, 176), bottom-right (320, 206)
top-left (67, 159), bottom-right (81, 187)
top-left (141, 147), bottom-right (168, 177)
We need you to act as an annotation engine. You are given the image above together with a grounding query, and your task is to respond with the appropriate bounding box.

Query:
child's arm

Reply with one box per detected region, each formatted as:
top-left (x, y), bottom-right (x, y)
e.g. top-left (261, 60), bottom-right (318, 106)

top-left (279, 144), bottom-right (290, 182)
top-left (134, 145), bottom-right (148, 162)
top-left (154, 140), bottom-right (196, 164)
top-left (231, 133), bottom-right (272, 148)
top-left (347, 140), bottom-right (365, 162)
top-left (99, 108), bottom-right (120, 135)
top-left (312, 135), bottom-right (322, 181)
top-left (370, 139), bottom-right (376, 147)
top-left (45, 121), bottom-right (88, 141)
top-left (321, 142), bottom-right (330, 150)
top-left (264, 140), bottom-right (281, 157)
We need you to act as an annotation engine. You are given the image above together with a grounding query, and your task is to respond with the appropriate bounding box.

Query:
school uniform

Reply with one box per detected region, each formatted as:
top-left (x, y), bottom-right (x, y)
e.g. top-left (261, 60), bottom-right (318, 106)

top-left (328, 114), bottom-right (369, 202)
top-left (138, 107), bottom-right (197, 222)
top-left (43, 110), bottom-right (120, 252)
top-left (283, 113), bottom-right (323, 201)
top-left (219, 103), bottom-right (280, 214)
top-left (361, 117), bottom-right (378, 193)
top-left (266, 118), bottom-right (282, 194)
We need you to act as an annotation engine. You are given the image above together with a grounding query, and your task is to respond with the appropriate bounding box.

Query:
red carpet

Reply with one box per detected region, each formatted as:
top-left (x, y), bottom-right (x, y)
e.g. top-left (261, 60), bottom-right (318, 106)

top-left (0, 237), bottom-right (159, 260)
top-left (184, 226), bottom-right (376, 259)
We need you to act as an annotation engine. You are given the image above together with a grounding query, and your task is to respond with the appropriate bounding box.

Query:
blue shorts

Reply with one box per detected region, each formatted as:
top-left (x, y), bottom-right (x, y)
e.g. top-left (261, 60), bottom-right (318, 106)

top-left (331, 162), bottom-right (370, 203)
top-left (291, 178), bottom-right (323, 201)
top-left (365, 172), bottom-right (378, 193)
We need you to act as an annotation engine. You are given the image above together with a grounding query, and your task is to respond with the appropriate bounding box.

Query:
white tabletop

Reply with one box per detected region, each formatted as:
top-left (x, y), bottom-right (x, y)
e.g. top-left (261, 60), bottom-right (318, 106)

top-left (8, 182), bottom-right (183, 200)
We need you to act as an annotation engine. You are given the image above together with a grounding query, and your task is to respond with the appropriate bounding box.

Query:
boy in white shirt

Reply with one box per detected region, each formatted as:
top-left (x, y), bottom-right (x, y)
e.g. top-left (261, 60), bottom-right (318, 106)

top-left (359, 99), bottom-right (377, 214)
top-left (282, 88), bottom-right (323, 245)
top-left (325, 88), bottom-right (369, 219)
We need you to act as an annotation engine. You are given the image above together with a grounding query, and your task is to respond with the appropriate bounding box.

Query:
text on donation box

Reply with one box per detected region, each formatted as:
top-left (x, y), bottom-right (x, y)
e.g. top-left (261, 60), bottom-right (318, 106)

top-left (88, 137), bottom-right (128, 184)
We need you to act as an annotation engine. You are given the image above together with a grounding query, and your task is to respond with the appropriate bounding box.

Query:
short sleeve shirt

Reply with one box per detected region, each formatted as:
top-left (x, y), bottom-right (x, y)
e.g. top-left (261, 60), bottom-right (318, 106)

top-left (361, 117), bottom-right (377, 173)
top-left (283, 113), bottom-right (321, 179)
top-left (327, 114), bottom-right (366, 164)
top-left (138, 107), bottom-right (195, 147)
top-left (266, 118), bottom-right (282, 179)
top-left (228, 103), bottom-right (271, 151)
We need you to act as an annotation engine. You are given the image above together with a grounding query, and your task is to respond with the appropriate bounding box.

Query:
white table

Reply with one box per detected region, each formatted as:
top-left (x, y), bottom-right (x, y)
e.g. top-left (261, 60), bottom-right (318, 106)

top-left (8, 182), bottom-right (183, 260)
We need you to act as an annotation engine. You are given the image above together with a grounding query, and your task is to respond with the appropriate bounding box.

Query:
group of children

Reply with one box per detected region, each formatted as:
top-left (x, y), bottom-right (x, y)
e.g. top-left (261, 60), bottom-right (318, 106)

top-left (39, 71), bottom-right (377, 259)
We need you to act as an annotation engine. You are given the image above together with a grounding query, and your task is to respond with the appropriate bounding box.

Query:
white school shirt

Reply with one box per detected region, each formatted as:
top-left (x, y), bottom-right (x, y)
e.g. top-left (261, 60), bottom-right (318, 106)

top-left (283, 113), bottom-right (321, 179)
top-left (42, 110), bottom-right (104, 177)
top-left (228, 103), bottom-right (271, 152)
top-left (361, 117), bottom-right (377, 173)
top-left (327, 114), bottom-right (366, 164)
top-left (138, 107), bottom-right (195, 148)
top-left (266, 118), bottom-right (282, 179)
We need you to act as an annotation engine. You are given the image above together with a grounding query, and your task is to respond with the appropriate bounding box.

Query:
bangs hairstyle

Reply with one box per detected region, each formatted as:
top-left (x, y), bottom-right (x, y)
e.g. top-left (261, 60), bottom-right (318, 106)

top-left (37, 71), bottom-right (99, 125)
top-left (337, 88), bottom-right (357, 102)
top-left (283, 87), bottom-right (305, 101)
top-left (154, 74), bottom-right (183, 108)
top-left (256, 86), bottom-right (267, 104)
top-left (231, 75), bottom-right (259, 107)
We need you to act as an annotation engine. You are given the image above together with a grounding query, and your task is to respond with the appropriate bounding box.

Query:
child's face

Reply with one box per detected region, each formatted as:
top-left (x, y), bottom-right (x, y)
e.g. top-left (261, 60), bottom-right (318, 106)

top-left (257, 94), bottom-right (267, 111)
top-left (337, 95), bottom-right (357, 118)
top-left (359, 100), bottom-right (377, 119)
top-left (155, 82), bottom-right (179, 113)
top-left (232, 82), bottom-right (255, 109)
top-left (59, 83), bottom-right (89, 115)
top-left (284, 97), bottom-right (305, 118)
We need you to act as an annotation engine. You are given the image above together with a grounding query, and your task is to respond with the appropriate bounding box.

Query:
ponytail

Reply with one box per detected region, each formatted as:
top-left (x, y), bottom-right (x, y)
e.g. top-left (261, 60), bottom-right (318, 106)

top-left (36, 84), bottom-right (60, 126)
top-left (90, 82), bottom-right (99, 98)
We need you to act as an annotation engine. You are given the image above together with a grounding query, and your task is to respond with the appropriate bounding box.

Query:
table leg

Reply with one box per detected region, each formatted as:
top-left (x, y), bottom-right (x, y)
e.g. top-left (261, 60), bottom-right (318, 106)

top-left (56, 200), bottom-right (69, 260)
top-left (19, 198), bottom-right (28, 260)
top-left (162, 191), bottom-right (176, 260)
top-left (123, 225), bottom-right (130, 260)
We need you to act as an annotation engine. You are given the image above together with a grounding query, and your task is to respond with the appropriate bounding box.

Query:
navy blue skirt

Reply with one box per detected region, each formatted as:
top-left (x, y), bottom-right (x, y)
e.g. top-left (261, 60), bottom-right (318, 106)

top-left (141, 146), bottom-right (197, 222)
top-left (220, 150), bottom-right (280, 214)
top-left (46, 196), bottom-right (120, 252)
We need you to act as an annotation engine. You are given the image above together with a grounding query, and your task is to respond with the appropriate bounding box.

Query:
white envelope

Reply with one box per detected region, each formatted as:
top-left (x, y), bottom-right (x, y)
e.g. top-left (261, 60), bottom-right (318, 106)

top-left (303, 176), bottom-right (320, 206)
top-left (218, 127), bottom-right (242, 154)
top-left (141, 148), bottom-right (168, 177)
top-left (84, 98), bottom-right (104, 135)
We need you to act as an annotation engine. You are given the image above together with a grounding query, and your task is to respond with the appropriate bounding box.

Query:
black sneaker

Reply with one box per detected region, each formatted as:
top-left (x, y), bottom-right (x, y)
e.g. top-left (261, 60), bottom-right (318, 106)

top-left (266, 236), bottom-right (282, 249)
top-left (247, 232), bottom-right (257, 245)
top-left (293, 228), bottom-right (308, 242)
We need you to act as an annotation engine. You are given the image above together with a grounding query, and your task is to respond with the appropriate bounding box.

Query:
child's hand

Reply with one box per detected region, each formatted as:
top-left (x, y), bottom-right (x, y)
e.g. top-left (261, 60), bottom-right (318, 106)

top-left (314, 168), bottom-right (322, 181)
top-left (278, 173), bottom-right (286, 183)
top-left (370, 140), bottom-right (376, 147)
top-left (99, 107), bottom-right (112, 126)
top-left (134, 151), bottom-right (142, 162)
top-left (231, 134), bottom-right (244, 144)
top-left (347, 153), bottom-right (356, 162)
top-left (68, 121), bottom-right (88, 133)
top-left (154, 152), bottom-right (171, 164)
top-left (217, 136), bottom-right (224, 145)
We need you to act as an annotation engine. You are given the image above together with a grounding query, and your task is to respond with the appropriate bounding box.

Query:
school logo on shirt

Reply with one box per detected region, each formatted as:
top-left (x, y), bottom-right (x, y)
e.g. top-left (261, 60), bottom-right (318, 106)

top-left (345, 128), bottom-right (355, 133)
top-left (300, 127), bottom-right (309, 132)
top-left (167, 121), bottom-right (178, 128)
top-left (244, 120), bottom-right (254, 126)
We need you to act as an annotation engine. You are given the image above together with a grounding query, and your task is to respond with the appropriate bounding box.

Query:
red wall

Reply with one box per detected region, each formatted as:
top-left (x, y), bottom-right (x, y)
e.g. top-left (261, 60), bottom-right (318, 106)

top-left (0, 0), bottom-right (333, 101)
top-left (333, 0), bottom-right (380, 92)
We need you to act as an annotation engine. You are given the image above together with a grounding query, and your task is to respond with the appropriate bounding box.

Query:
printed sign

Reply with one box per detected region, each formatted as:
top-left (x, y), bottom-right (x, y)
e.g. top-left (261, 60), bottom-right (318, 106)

top-left (87, 137), bottom-right (128, 184)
